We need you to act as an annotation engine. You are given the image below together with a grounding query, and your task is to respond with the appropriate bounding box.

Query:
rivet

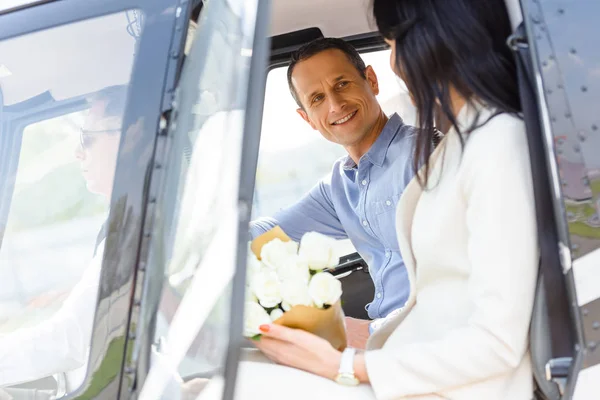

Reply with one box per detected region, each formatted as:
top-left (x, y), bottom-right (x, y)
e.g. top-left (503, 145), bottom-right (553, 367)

top-left (125, 367), bottom-right (135, 375)
top-left (547, 89), bottom-right (553, 95)
top-left (592, 125), bottom-right (598, 131)
top-left (583, 308), bottom-right (590, 316)
top-left (540, 26), bottom-right (546, 32)
top-left (549, 54), bottom-right (555, 60)
top-left (551, 117), bottom-right (557, 123)
top-left (565, 112), bottom-right (572, 119)
top-left (558, 83), bottom-right (564, 89)
top-left (582, 86), bottom-right (588, 92)
top-left (593, 321), bottom-right (600, 330)
top-left (536, 34), bottom-right (542, 40)
top-left (155, 163), bottom-right (163, 169)
top-left (579, 131), bottom-right (586, 142)
top-left (558, 8), bottom-right (564, 15)
top-left (574, 144), bottom-right (581, 153)
top-left (570, 48), bottom-right (577, 55)
top-left (543, 61), bottom-right (548, 67)
top-left (589, 341), bottom-right (597, 351)
top-left (171, 50), bottom-right (179, 59)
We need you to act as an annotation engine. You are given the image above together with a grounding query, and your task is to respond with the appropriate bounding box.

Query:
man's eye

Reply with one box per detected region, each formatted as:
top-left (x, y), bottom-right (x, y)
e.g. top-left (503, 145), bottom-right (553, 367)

top-left (312, 95), bottom-right (324, 103)
top-left (337, 81), bottom-right (349, 88)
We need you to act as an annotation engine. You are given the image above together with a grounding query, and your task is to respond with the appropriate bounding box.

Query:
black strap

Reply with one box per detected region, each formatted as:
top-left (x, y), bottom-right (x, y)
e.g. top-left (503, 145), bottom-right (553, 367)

top-left (510, 24), bottom-right (575, 361)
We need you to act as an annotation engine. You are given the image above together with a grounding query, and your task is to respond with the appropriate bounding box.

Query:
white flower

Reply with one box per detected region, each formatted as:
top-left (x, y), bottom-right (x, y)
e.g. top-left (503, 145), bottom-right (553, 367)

top-left (251, 268), bottom-right (282, 308)
top-left (245, 287), bottom-right (258, 303)
top-left (270, 308), bottom-right (284, 321)
top-left (281, 301), bottom-right (292, 311)
top-left (280, 280), bottom-right (313, 309)
top-left (244, 301), bottom-right (271, 337)
top-left (308, 272), bottom-right (342, 308)
top-left (276, 253), bottom-right (310, 284)
top-left (246, 248), bottom-right (264, 288)
top-left (298, 232), bottom-right (339, 271)
top-left (260, 238), bottom-right (298, 270)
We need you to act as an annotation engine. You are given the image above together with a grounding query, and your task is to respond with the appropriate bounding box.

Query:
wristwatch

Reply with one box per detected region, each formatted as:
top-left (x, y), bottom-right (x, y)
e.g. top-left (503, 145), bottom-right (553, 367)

top-left (334, 347), bottom-right (360, 386)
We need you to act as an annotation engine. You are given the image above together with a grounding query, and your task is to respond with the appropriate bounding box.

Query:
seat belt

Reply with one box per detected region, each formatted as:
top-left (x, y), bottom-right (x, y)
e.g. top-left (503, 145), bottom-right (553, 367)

top-left (508, 23), bottom-right (576, 395)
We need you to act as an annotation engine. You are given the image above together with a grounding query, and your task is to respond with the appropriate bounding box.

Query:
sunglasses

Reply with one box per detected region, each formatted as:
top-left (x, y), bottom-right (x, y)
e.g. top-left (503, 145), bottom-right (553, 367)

top-left (79, 128), bottom-right (121, 150)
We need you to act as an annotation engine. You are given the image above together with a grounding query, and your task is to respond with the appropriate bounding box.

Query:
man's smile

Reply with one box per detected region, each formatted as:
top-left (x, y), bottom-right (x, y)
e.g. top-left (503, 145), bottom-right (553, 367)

top-left (331, 110), bottom-right (357, 125)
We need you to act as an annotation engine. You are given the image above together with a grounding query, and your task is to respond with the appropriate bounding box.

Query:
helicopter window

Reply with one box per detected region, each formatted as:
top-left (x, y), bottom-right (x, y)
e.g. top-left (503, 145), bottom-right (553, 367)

top-left (0, 10), bottom-right (141, 395)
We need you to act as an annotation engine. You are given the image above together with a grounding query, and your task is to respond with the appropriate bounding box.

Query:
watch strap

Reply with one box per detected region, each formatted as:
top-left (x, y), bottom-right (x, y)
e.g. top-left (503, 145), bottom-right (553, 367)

top-left (338, 347), bottom-right (356, 375)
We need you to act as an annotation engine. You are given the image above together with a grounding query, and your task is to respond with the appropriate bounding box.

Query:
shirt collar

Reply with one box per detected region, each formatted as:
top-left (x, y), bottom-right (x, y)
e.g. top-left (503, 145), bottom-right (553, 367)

top-left (363, 113), bottom-right (404, 168)
top-left (341, 113), bottom-right (404, 170)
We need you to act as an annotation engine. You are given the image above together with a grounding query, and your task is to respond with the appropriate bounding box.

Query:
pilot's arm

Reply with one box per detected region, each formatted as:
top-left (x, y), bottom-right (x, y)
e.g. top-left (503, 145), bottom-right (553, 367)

top-left (0, 243), bottom-right (103, 387)
top-left (250, 174), bottom-right (347, 242)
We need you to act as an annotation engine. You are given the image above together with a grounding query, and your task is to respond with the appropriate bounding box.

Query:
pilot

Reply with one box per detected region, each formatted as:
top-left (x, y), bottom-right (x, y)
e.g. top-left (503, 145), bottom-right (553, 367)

top-left (0, 85), bottom-right (127, 390)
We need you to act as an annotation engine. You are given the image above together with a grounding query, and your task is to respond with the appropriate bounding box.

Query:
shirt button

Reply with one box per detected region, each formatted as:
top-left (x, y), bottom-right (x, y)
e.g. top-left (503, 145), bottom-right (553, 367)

top-left (362, 220), bottom-right (368, 226)
top-left (361, 179), bottom-right (367, 186)
top-left (386, 200), bottom-right (392, 206)
top-left (376, 292), bottom-right (382, 299)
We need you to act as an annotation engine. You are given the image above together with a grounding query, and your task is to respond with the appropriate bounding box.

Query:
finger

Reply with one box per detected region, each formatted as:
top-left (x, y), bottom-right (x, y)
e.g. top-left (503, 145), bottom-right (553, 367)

top-left (258, 324), bottom-right (299, 342)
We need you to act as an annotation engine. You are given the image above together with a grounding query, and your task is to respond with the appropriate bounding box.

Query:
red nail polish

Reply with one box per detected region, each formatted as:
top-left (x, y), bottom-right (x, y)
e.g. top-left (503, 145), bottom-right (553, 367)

top-left (259, 324), bottom-right (270, 333)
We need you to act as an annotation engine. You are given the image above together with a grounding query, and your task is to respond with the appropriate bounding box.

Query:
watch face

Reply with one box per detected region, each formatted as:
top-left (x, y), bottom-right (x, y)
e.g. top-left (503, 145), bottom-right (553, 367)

top-left (335, 373), bottom-right (360, 386)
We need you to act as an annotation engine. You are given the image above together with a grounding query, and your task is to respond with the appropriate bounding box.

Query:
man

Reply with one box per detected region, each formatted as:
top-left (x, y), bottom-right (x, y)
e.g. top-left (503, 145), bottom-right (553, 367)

top-left (250, 38), bottom-right (417, 349)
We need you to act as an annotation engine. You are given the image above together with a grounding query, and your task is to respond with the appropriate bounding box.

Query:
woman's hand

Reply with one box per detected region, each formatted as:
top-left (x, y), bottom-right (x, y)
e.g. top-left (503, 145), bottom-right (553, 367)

top-left (253, 324), bottom-right (342, 380)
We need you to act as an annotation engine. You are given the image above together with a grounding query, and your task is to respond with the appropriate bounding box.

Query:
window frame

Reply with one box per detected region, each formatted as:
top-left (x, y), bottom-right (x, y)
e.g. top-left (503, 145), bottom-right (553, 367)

top-left (0, 0), bottom-right (186, 397)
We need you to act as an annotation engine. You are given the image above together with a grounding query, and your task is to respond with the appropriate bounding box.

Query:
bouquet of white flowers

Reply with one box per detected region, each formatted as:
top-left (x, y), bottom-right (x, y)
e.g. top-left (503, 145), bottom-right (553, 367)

top-left (244, 227), bottom-right (347, 351)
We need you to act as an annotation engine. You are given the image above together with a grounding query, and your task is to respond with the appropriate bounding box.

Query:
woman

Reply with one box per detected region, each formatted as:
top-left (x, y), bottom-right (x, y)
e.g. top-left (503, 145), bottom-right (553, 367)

top-left (214, 1), bottom-right (538, 399)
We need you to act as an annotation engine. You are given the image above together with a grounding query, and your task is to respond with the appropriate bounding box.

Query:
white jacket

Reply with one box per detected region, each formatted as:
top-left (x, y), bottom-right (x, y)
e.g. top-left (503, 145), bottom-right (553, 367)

top-left (364, 102), bottom-right (538, 399)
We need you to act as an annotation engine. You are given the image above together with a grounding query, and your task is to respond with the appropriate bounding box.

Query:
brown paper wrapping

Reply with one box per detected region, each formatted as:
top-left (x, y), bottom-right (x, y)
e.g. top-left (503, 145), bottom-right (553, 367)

top-left (251, 226), bottom-right (348, 351)
top-left (251, 225), bottom-right (292, 258)
top-left (272, 301), bottom-right (347, 351)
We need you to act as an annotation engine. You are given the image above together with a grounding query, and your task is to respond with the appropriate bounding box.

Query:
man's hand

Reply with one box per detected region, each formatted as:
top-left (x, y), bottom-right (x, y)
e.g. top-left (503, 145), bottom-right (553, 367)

top-left (344, 317), bottom-right (371, 349)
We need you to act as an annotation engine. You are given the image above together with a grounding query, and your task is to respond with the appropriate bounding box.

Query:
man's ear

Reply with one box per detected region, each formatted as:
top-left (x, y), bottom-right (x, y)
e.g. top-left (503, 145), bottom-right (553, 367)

top-left (365, 65), bottom-right (380, 96)
top-left (296, 108), bottom-right (317, 130)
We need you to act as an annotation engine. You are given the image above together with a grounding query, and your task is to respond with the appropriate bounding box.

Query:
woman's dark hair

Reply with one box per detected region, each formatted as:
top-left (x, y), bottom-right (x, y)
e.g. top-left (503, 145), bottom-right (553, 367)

top-left (371, 0), bottom-right (521, 186)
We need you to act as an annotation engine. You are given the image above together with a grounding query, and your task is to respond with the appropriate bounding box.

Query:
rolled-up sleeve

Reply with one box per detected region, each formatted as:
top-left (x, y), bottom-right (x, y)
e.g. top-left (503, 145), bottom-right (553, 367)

top-left (364, 119), bottom-right (539, 399)
top-left (250, 176), bottom-right (347, 242)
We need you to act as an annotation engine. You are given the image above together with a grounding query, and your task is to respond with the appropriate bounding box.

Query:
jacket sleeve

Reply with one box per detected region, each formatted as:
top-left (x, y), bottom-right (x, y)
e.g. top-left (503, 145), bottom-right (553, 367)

top-left (364, 117), bottom-right (539, 399)
top-left (249, 174), bottom-right (347, 242)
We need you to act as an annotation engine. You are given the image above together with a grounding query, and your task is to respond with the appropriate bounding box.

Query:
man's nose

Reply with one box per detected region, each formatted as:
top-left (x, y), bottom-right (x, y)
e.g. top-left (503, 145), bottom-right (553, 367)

top-left (328, 92), bottom-right (346, 114)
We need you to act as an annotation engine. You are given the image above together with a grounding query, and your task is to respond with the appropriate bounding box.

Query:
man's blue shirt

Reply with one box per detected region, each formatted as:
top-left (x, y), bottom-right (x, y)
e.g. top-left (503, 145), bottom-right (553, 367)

top-left (250, 113), bottom-right (416, 319)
